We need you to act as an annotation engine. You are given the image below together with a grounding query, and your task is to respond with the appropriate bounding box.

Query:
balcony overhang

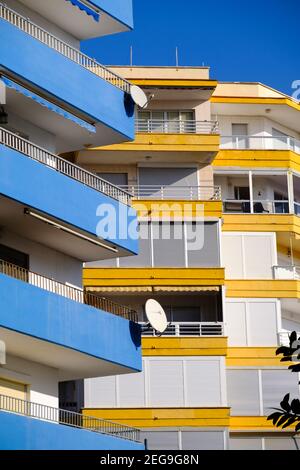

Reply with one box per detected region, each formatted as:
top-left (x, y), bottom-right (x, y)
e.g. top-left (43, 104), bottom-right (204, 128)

top-left (225, 279), bottom-right (300, 299)
top-left (0, 273), bottom-right (142, 380)
top-left (18, 0), bottom-right (133, 39)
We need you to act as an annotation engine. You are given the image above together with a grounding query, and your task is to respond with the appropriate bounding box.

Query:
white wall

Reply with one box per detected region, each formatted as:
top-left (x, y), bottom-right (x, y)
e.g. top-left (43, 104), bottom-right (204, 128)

top-left (7, 0), bottom-right (79, 47)
top-left (0, 230), bottom-right (82, 286)
top-left (225, 298), bottom-right (279, 346)
top-left (84, 356), bottom-right (227, 408)
top-left (222, 232), bottom-right (277, 279)
top-left (1, 354), bottom-right (59, 407)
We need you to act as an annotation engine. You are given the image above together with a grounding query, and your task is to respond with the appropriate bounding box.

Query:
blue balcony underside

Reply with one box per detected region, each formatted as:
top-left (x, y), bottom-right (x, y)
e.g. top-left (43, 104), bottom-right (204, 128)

top-left (0, 18), bottom-right (134, 146)
top-left (0, 412), bottom-right (143, 450)
top-left (0, 274), bottom-right (142, 379)
top-left (0, 145), bottom-right (138, 260)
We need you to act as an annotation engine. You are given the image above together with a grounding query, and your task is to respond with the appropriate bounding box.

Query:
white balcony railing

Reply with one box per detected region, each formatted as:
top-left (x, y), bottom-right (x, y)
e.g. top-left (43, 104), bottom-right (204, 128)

top-left (273, 265), bottom-right (300, 280)
top-left (0, 126), bottom-right (131, 205)
top-left (136, 119), bottom-right (219, 134)
top-left (278, 331), bottom-right (300, 347)
top-left (223, 199), bottom-right (290, 214)
top-left (0, 394), bottom-right (141, 442)
top-left (220, 135), bottom-right (300, 154)
top-left (119, 185), bottom-right (221, 201)
top-left (0, 3), bottom-right (131, 94)
top-left (0, 259), bottom-right (138, 322)
top-left (141, 322), bottom-right (224, 337)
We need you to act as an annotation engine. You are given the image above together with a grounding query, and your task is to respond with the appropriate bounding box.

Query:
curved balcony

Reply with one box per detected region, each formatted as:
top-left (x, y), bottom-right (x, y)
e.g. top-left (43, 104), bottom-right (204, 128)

top-left (220, 135), bottom-right (300, 154)
top-left (0, 3), bottom-right (131, 94)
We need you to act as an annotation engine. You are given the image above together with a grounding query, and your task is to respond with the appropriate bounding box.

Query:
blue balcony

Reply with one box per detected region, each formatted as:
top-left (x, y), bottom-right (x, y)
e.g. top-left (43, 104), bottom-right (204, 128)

top-left (0, 269), bottom-right (142, 379)
top-left (0, 407), bottom-right (143, 450)
top-left (0, 4), bottom-right (135, 151)
top-left (0, 136), bottom-right (138, 261)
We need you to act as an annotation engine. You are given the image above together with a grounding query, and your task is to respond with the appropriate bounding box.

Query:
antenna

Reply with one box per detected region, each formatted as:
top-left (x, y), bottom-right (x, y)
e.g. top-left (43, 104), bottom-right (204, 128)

top-left (130, 46), bottom-right (133, 67)
top-left (175, 47), bottom-right (179, 67)
top-left (144, 299), bottom-right (168, 334)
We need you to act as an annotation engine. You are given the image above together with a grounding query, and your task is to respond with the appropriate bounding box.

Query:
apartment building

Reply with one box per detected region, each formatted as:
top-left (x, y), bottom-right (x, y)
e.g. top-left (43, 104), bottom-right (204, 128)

top-left (79, 66), bottom-right (300, 450)
top-left (0, 1), bottom-right (144, 450)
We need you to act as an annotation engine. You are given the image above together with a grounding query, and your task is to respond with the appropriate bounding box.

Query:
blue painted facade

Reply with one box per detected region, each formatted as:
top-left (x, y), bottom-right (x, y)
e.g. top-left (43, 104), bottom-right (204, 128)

top-left (89, 0), bottom-right (134, 30)
top-left (0, 274), bottom-right (142, 374)
top-left (0, 412), bottom-right (143, 450)
top-left (0, 18), bottom-right (134, 140)
top-left (0, 145), bottom-right (138, 255)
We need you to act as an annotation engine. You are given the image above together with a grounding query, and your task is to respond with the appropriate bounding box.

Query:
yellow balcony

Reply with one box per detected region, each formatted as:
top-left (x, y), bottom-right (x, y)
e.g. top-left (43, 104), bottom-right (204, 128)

top-left (214, 149), bottom-right (300, 172)
top-left (225, 279), bottom-right (300, 299)
top-left (142, 336), bottom-right (228, 357)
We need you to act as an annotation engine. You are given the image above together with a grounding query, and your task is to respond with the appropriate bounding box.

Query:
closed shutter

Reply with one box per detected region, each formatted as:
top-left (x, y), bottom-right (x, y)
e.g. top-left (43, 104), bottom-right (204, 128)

top-left (152, 222), bottom-right (185, 267)
top-left (226, 301), bottom-right (247, 346)
top-left (265, 437), bottom-right (299, 450)
top-left (118, 371), bottom-right (145, 407)
top-left (187, 222), bottom-right (220, 267)
top-left (0, 378), bottom-right (27, 400)
top-left (182, 431), bottom-right (225, 450)
top-left (185, 360), bottom-right (222, 406)
top-left (148, 360), bottom-right (184, 407)
top-left (229, 437), bottom-right (263, 450)
top-left (227, 370), bottom-right (260, 415)
top-left (119, 222), bottom-right (152, 267)
top-left (84, 377), bottom-right (116, 408)
top-left (261, 370), bottom-right (300, 415)
top-left (248, 302), bottom-right (278, 346)
top-left (141, 431), bottom-right (179, 450)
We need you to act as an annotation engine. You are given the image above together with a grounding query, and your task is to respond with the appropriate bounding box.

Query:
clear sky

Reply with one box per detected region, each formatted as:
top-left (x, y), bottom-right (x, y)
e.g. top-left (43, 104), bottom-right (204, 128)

top-left (82, 0), bottom-right (299, 96)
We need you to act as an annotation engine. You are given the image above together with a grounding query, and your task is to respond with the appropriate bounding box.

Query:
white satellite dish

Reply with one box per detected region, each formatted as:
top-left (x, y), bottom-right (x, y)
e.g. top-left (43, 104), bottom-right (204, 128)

top-left (145, 299), bottom-right (168, 334)
top-left (131, 85), bottom-right (148, 108)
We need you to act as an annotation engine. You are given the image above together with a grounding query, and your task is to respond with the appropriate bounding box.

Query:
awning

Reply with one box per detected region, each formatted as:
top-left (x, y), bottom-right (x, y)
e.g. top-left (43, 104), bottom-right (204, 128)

top-left (85, 286), bottom-right (219, 293)
top-left (1, 76), bottom-right (96, 134)
top-left (65, 0), bottom-right (100, 22)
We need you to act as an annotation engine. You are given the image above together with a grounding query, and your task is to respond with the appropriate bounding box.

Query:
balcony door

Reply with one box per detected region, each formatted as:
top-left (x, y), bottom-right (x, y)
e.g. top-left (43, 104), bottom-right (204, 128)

top-left (232, 123), bottom-right (249, 149)
top-left (138, 110), bottom-right (194, 133)
top-left (0, 244), bottom-right (29, 282)
top-left (138, 167), bottom-right (198, 199)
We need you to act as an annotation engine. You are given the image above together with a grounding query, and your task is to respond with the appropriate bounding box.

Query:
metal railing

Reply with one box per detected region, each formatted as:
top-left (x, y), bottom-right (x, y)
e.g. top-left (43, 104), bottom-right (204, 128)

top-left (136, 119), bottom-right (219, 134)
top-left (278, 331), bottom-right (300, 347)
top-left (141, 322), bottom-right (224, 337)
top-left (223, 199), bottom-right (290, 214)
top-left (119, 185), bottom-right (221, 201)
top-left (0, 3), bottom-right (131, 94)
top-left (0, 259), bottom-right (138, 322)
top-left (273, 265), bottom-right (300, 280)
top-left (0, 126), bottom-right (131, 205)
top-left (0, 394), bottom-right (140, 442)
top-left (220, 135), bottom-right (300, 154)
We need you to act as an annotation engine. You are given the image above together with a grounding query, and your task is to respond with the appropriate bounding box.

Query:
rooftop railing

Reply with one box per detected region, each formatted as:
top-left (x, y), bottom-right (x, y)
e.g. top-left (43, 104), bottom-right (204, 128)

top-left (220, 135), bottom-right (300, 154)
top-left (0, 394), bottom-right (141, 442)
top-left (141, 322), bottom-right (224, 337)
top-left (0, 3), bottom-right (131, 94)
top-left (119, 185), bottom-right (221, 201)
top-left (0, 126), bottom-right (131, 205)
top-left (136, 119), bottom-right (219, 134)
top-left (0, 259), bottom-right (138, 322)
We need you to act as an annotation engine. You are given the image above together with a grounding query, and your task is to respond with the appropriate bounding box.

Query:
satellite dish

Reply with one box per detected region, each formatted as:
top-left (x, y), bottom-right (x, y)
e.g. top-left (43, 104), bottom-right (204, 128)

top-left (131, 85), bottom-right (148, 108)
top-left (145, 299), bottom-right (168, 334)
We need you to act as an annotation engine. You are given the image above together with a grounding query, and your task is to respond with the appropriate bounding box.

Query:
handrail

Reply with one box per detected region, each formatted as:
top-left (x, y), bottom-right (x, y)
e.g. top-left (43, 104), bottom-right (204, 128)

top-left (119, 185), bottom-right (221, 201)
top-left (273, 265), bottom-right (300, 280)
top-left (136, 119), bottom-right (219, 134)
top-left (0, 394), bottom-right (141, 442)
top-left (0, 3), bottom-right (131, 94)
top-left (141, 321), bottom-right (224, 337)
top-left (0, 126), bottom-right (131, 205)
top-left (223, 198), bottom-right (290, 214)
top-left (0, 259), bottom-right (138, 322)
top-left (220, 135), bottom-right (300, 154)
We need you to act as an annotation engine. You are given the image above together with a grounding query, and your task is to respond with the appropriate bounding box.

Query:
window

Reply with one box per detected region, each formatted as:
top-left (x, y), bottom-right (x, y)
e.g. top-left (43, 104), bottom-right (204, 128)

top-left (138, 110), bottom-right (195, 133)
top-left (152, 222), bottom-right (185, 267)
top-left (232, 123), bottom-right (249, 149)
top-left (96, 173), bottom-right (128, 187)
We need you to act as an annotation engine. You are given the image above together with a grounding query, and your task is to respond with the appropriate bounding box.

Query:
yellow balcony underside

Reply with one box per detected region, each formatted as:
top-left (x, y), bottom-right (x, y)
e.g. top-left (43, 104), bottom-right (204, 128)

top-left (222, 214), bottom-right (300, 237)
top-left (225, 279), bottom-right (300, 298)
top-left (132, 200), bottom-right (223, 219)
top-left (230, 416), bottom-right (294, 431)
top-left (214, 149), bottom-right (300, 172)
top-left (142, 337), bottom-right (228, 357)
top-left (211, 96), bottom-right (300, 113)
top-left (131, 79), bottom-right (218, 88)
top-left (83, 268), bottom-right (225, 288)
top-left (226, 347), bottom-right (290, 367)
top-left (82, 407), bottom-right (230, 428)
top-left (90, 133), bottom-right (220, 154)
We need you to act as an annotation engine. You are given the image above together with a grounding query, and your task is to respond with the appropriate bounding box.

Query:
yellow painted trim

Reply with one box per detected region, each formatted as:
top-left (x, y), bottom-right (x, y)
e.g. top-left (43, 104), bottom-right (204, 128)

top-left (132, 200), bottom-right (223, 219)
top-left (89, 133), bottom-right (220, 153)
top-left (226, 347), bottom-right (291, 367)
top-left (211, 96), bottom-right (300, 113)
top-left (142, 337), bottom-right (228, 357)
top-left (130, 79), bottom-right (218, 88)
top-left (214, 149), bottom-right (300, 173)
top-left (230, 416), bottom-right (294, 431)
top-left (222, 214), bottom-right (300, 237)
top-left (83, 407), bottom-right (230, 428)
top-left (225, 279), bottom-right (300, 299)
top-left (83, 267), bottom-right (225, 288)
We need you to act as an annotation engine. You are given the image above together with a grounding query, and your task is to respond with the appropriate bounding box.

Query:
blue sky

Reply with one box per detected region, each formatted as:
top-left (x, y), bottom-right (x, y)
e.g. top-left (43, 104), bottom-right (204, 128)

top-left (82, 0), bottom-right (299, 96)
